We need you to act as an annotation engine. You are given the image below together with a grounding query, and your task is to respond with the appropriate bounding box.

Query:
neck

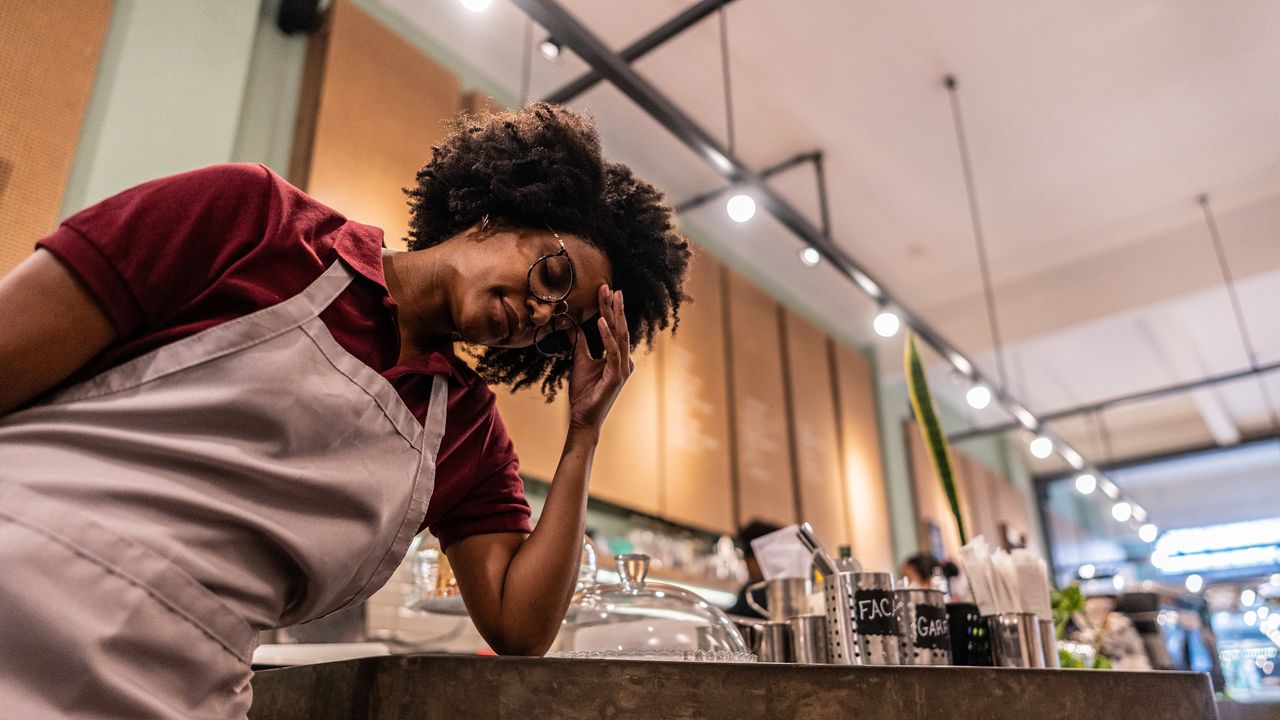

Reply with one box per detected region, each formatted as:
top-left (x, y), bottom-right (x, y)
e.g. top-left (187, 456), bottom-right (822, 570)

top-left (383, 247), bottom-right (455, 362)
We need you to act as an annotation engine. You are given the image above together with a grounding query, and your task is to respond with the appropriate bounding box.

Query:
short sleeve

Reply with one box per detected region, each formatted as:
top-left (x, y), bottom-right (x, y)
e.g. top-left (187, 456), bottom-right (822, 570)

top-left (428, 398), bottom-right (533, 552)
top-left (36, 164), bottom-right (275, 337)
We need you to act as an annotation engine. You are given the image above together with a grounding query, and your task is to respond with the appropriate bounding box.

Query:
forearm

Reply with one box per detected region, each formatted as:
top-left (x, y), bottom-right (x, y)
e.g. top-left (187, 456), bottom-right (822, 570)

top-left (492, 423), bottom-right (599, 654)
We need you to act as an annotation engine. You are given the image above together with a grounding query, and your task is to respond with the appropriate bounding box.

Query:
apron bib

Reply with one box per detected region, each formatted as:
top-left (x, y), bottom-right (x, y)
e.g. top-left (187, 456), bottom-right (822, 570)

top-left (0, 259), bottom-right (445, 718)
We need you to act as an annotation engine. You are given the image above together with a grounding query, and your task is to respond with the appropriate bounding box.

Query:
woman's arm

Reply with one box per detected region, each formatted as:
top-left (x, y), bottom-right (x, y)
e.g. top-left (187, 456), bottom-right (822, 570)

top-left (447, 284), bottom-right (631, 656)
top-left (0, 249), bottom-right (115, 414)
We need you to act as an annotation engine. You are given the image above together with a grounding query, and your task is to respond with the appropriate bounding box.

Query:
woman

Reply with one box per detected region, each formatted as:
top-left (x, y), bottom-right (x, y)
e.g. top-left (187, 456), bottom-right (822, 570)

top-left (0, 103), bottom-right (690, 718)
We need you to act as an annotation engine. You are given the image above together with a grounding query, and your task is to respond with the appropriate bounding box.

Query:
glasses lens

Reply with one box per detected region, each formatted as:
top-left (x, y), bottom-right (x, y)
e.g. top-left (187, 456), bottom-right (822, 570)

top-left (530, 254), bottom-right (573, 302)
top-left (534, 314), bottom-right (578, 357)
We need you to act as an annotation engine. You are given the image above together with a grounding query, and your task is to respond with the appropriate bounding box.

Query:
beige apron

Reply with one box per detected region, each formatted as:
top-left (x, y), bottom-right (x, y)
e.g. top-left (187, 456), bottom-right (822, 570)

top-left (0, 258), bottom-right (446, 718)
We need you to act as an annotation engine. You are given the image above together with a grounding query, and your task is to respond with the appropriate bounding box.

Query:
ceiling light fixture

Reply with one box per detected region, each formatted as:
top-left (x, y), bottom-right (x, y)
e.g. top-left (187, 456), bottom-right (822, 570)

top-left (1010, 404), bottom-right (1037, 430)
top-left (726, 193), bottom-right (755, 222)
top-left (1242, 589), bottom-right (1257, 607)
top-left (1075, 473), bottom-right (1097, 495)
top-left (1112, 502), bottom-right (1133, 522)
top-left (1139, 523), bottom-right (1158, 543)
top-left (1029, 435), bottom-right (1053, 459)
top-left (799, 247), bottom-right (821, 267)
top-left (459, 0), bottom-right (492, 12)
top-left (1079, 563), bottom-right (1096, 579)
top-left (1185, 574), bottom-right (1204, 593)
top-left (873, 310), bottom-right (901, 338)
top-left (539, 36), bottom-right (562, 60)
top-left (966, 384), bottom-right (992, 410)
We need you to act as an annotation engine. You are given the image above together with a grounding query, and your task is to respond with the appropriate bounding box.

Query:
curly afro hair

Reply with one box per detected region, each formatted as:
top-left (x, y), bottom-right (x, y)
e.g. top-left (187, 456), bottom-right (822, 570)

top-left (404, 102), bottom-right (691, 398)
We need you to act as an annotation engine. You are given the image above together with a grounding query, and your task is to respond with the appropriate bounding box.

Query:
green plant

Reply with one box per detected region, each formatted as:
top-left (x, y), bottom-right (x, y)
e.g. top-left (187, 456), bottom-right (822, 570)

top-left (904, 332), bottom-right (967, 545)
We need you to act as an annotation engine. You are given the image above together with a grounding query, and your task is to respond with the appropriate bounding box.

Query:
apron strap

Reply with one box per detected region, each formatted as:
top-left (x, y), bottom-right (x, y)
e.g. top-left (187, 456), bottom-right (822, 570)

top-left (422, 375), bottom-right (449, 463)
top-left (49, 260), bottom-right (356, 404)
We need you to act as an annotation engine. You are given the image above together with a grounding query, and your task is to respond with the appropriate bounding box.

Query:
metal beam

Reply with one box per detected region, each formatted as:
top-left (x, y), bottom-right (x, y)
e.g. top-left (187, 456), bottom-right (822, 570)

top-left (948, 359), bottom-right (1280, 443)
top-left (674, 150), bottom-right (820, 215)
top-left (542, 0), bottom-right (739, 105)
top-left (523, 0), bottom-right (991, 387)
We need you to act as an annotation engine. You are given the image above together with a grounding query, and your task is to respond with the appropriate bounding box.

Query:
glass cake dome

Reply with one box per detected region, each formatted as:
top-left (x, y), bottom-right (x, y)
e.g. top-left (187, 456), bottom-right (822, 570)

top-left (549, 553), bottom-right (755, 662)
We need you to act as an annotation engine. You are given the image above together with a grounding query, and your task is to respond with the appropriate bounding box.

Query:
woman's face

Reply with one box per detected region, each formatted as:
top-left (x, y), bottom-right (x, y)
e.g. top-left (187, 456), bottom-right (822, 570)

top-left (450, 226), bottom-right (612, 349)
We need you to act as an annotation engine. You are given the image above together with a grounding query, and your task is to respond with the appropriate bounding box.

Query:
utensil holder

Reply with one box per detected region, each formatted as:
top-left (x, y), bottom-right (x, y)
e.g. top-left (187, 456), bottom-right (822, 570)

top-left (1038, 618), bottom-right (1060, 668)
top-left (894, 588), bottom-right (951, 666)
top-left (756, 621), bottom-right (792, 663)
top-left (787, 614), bottom-right (829, 664)
top-left (986, 613), bottom-right (1046, 668)
top-left (945, 602), bottom-right (992, 666)
top-left (746, 577), bottom-right (812, 623)
top-left (824, 571), bottom-right (900, 665)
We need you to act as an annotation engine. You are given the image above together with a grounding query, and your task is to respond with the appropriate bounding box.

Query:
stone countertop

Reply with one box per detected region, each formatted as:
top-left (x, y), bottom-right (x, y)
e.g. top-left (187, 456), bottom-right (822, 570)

top-left (248, 653), bottom-right (1219, 720)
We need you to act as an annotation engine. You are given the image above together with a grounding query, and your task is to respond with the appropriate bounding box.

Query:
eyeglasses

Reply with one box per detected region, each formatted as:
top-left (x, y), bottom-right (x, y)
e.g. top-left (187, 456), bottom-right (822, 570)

top-left (529, 232), bottom-right (580, 359)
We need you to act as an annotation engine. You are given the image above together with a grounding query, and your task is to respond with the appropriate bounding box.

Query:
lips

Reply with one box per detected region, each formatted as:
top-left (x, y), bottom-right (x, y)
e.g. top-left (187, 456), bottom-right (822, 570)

top-left (498, 298), bottom-right (520, 343)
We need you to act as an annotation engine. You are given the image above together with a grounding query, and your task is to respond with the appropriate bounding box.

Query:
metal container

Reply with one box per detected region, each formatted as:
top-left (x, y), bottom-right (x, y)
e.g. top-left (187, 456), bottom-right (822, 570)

top-left (787, 614), bottom-right (829, 664)
top-left (824, 571), bottom-right (900, 665)
top-left (746, 577), bottom-right (812, 623)
top-left (1038, 618), bottom-right (1060, 668)
top-left (756, 621), bottom-right (792, 663)
top-left (986, 613), bottom-right (1046, 668)
top-left (946, 602), bottom-right (992, 666)
top-left (894, 588), bottom-right (951, 666)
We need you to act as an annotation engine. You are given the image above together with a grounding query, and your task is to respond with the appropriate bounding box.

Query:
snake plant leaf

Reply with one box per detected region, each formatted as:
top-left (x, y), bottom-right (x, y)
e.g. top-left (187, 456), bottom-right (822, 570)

top-left (904, 331), bottom-right (968, 546)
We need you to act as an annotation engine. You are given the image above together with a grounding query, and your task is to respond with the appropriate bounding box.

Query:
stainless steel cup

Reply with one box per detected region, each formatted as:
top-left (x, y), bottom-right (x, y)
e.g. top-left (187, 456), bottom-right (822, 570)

top-left (824, 571), bottom-right (900, 665)
top-left (894, 588), bottom-right (951, 666)
top-left (746, 577), bottom-right (812, 623)
top-left (1039, 618), bottom-right (1060, 668)
top-left (756, 621), bottom-right (793, 663)
top-left (787, 614), bottom-right (829, 664)
top-left (986, 613), bottom-right (1046, 668)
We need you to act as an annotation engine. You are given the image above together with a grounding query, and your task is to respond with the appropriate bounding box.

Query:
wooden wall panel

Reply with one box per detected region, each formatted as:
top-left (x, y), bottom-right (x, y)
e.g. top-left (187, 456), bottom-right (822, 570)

top-left (908, 421), bottom-right (1033, 557)
top-left (589, 341), bottom-right (662, 514)
top-left (726, 269), bottom-right (796, 527)
top-left (832, 343), bottom-right (894, 571)
top-left (659, 254), bottom-right (735, 533)
top-left (0, 0), bottom-right (113, 273)
top-left (905, 419), bottom-right (964, 559)
top-left (301, 0), bottom-right (460, 249)
top-left (491, 387), bottom-right (569, 483)
top-left (782, 310), bottom-right (848, 549)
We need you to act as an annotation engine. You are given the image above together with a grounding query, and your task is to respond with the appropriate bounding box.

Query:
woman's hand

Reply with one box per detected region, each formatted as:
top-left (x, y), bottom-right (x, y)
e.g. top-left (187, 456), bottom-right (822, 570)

top-left (566, 283), bottom-right (632, 432)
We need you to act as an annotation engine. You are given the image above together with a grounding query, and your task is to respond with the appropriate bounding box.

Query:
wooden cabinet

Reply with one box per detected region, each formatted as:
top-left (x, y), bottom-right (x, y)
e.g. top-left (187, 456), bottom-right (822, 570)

top-left (491, 385), bottom-right (568, 484)
top-left (659, 254), bottom-right (735, 533)
top-left (299, 0), bottom-right (461, 249)
top-left (781, 310), bottom-right (848, 549)
top-left (725, 269), bottom-right (797, 527)
top-left (587, 339), bottom-right (662, 515)
top-left (831, 342), bottom-right (894, 571)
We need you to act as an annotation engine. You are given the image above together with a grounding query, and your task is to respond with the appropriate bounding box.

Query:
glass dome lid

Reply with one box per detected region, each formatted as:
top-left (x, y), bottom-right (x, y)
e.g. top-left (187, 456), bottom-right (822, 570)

top-left (549, 553), bottom-right (755, 662)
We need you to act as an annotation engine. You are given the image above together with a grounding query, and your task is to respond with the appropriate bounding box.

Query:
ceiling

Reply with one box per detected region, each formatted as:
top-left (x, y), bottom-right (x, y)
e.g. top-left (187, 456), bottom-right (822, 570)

top-left (373, 0), bottom-right (1280, 474)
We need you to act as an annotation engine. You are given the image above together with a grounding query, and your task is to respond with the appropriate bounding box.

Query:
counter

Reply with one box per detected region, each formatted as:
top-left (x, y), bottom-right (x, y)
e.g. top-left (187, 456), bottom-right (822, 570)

top-left (248, 653), bottom-right (1218, 719)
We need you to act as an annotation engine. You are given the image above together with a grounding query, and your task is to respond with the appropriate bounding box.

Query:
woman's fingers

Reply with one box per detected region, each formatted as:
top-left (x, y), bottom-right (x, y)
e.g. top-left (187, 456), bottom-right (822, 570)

top-left (598, 315), bottom-right (621, 375)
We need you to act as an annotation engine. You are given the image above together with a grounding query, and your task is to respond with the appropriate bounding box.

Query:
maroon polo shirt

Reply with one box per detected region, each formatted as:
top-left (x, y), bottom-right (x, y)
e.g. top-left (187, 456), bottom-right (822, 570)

top-left (35, 163), bottom-right (532, 550)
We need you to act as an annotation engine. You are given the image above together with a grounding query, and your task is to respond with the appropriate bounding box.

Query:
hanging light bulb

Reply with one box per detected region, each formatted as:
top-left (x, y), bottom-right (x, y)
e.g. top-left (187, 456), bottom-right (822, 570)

top-left (1029, 435), bottom-right (1053, 459)
top-left (1075, 473), bottom-right (1097, 495)
top-left (726, 193), bottom-right (755, 222)
top-left (1138, 523), bottom-right (1158, 543)
top-left (1112, 501), bottom-right (1132, 522)
top-left (873, 310), bottom-right (900, 338)
top-left (459, 0), bottom-right (492, 11)
top-left (798, 247), bottom-right (821, 267)
top-left (966, 384), bottom-right (992, 409)
top-left (1242, 589), bottom-right (1257, 607)
top-left (539, 37), bottom-right (562, 60)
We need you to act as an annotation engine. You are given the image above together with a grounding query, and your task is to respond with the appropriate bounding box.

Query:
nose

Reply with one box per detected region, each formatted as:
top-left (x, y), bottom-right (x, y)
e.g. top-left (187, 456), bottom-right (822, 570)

top-left (525, 296), bottom-right (558, 331)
